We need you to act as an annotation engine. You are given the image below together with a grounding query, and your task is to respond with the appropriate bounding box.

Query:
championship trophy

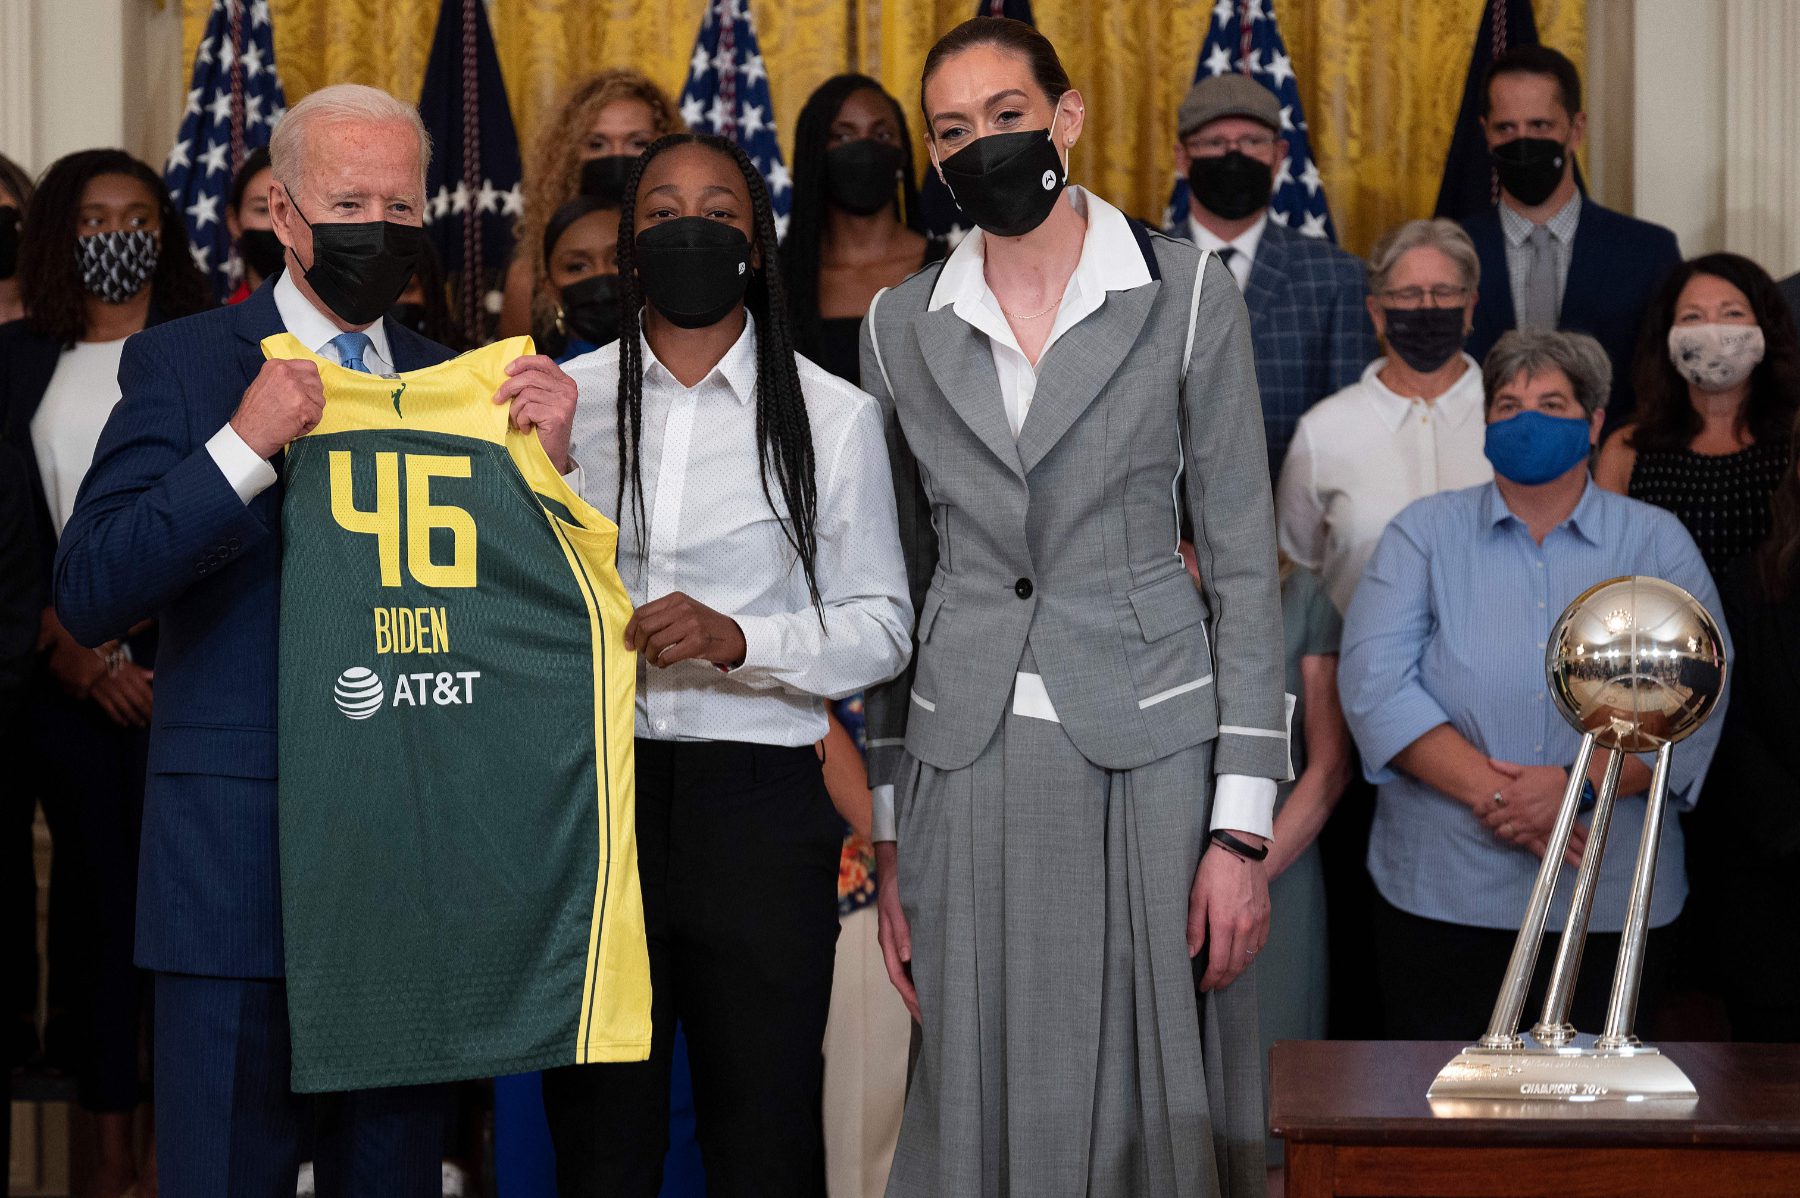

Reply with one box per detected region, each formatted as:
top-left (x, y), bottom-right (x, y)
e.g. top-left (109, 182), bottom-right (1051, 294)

top-left (1428, 576), bottom-right (1726, 1106)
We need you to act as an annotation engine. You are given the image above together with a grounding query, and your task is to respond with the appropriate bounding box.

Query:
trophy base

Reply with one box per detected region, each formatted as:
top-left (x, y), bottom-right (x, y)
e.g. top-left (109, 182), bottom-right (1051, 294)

top-left (1427, 1037), bottom-right (1696, 1108)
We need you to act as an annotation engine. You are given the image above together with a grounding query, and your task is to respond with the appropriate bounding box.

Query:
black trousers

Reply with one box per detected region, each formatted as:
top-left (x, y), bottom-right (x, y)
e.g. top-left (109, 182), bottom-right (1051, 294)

top-left (542, 739), bottom-right (843, 1198)
top-left (1373, 894), bottom-right (1672, 1041)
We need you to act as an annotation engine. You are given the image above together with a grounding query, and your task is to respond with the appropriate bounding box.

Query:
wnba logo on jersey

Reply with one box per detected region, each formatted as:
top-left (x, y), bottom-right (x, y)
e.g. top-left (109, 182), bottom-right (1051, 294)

top-left (334, 667), bottom-right (386, 719)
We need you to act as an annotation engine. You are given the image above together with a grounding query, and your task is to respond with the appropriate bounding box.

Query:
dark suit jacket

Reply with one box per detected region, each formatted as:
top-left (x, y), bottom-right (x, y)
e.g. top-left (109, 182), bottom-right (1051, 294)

top-left (53, 281), bottom-right (452, 977)
top-left (1779, 271), bottom-right (1800, 344)
top-left (0, 445), bottom-right (34, 722)
top-left (1464, 200), bottom-right (1680, 430)
top-left (1165, 216), bottom-right (1378, 474)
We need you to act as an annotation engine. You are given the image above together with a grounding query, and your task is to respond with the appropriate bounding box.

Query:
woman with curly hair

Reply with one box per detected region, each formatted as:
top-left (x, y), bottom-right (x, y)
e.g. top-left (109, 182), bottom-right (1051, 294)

top-left (497, 69), bottom-right (683, 339)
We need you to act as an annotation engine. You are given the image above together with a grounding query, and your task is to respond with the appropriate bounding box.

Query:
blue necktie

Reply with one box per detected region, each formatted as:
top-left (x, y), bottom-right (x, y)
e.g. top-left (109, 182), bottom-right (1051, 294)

top-left (330, 331), bottom-right (374, 374)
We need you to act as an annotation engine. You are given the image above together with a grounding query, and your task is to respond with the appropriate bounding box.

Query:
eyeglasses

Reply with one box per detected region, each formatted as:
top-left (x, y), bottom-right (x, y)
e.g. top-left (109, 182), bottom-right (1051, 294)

top-left (1379, 284), bottom-right (1472, 309)
top-left (1186, 132), bottom-right (1278, 157)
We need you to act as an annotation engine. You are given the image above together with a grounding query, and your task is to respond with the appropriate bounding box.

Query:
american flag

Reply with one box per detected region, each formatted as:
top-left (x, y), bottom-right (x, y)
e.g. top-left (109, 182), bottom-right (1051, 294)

top-left (164, 0), bottom-right (288, 299)
top-left (1164, 0), bottom-right (1336, 242)
top-left (419, 0), bottom-right (523, 344)
top-left (676, 0), bottom-right (790, 238)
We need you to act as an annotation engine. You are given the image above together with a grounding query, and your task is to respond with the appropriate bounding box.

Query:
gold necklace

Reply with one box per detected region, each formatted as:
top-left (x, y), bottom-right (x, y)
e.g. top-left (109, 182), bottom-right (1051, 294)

top-left (1001, 293), bottom-right (1063, 321)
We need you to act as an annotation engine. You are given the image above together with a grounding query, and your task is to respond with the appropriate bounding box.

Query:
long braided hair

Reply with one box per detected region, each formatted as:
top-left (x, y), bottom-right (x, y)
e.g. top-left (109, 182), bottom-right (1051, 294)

top-left (615, 133), bottom-right (823, 616)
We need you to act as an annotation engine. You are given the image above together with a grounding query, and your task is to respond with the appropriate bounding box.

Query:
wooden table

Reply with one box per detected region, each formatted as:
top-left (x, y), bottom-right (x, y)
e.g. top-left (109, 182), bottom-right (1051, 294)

top-left (1270, 1040), bottom-right (1800, 1197)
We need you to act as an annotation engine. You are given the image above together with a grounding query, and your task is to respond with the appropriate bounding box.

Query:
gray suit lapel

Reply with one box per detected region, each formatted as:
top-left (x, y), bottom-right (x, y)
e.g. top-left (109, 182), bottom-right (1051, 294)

top-left (1016, 282), bottom-right (1160, 475)
top-left (913, 306), bottom-right (1025, 480)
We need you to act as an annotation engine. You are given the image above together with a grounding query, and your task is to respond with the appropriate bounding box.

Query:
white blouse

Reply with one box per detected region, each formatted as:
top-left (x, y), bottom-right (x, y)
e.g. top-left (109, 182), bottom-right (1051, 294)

top-left (1276, 354), bottom-right (1494, 614)
top-left (32, 337), bottom-right (129, 537)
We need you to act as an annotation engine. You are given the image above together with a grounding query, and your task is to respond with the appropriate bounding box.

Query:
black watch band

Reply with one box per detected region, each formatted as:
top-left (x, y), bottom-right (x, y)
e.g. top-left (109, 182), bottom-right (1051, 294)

top-left (1209, 828), bottom-right (1269, 862)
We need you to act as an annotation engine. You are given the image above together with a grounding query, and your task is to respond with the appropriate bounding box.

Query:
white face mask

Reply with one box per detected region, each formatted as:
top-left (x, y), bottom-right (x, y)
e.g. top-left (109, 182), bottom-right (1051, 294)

top-left (1667, 322), bottom-right (1765, 392)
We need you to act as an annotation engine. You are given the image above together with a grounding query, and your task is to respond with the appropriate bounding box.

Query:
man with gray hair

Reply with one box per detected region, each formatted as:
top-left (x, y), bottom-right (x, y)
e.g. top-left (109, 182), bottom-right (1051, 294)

top-left (54, 82), bottom-right (579, 1196)
top-left (1337, 326), bottom-right (1726, 1041)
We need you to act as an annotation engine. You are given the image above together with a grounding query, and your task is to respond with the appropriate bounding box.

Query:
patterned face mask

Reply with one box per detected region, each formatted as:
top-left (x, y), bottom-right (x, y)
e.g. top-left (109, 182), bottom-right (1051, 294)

top-left (76, 228), bottom-right (160, 304)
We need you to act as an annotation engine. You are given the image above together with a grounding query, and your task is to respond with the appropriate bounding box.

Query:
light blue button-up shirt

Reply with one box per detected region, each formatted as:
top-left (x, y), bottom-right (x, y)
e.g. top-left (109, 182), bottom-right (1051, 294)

top-left (1340, 480), bottom-right (1729, 931)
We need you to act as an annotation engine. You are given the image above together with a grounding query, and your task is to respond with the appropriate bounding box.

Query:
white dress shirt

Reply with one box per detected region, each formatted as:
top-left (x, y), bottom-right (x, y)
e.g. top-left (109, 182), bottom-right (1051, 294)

top-left (32, 338), bottom-right (129, 536)
top-left (204, 271), bottom-right (398, 503)
top-left (1187, 210), bottom-right (1268, 290)
top-left (906, 186), bottom-right (1276, 840)
top-left (565, 311), bottom-right (912, 747)
top-left (1276, 354), bottom-right (1493, 614)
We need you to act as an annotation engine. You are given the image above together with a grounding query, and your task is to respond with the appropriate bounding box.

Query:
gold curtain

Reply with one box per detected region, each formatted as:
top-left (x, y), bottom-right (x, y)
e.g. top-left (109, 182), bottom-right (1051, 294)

top-left (185, 0), bottom-right (1583, 257)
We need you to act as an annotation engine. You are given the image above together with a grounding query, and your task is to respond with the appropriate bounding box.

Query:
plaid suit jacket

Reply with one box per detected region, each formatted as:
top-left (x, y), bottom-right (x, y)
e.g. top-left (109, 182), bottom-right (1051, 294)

top-left (1165, 217), bottom-right (1378, 476)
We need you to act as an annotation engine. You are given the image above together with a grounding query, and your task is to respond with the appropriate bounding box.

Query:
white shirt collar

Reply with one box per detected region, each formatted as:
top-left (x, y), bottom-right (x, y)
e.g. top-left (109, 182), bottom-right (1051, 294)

top-left (1360, 353), bottom-right (1486, 432)
top-left (1187, 210), bottom-right (1268, 268)
top-left (927, 186), bottom-right (1152, 318)
top-left (639, 308), bottom-right (759, 405)
top-left (273, 269), bottom-right (395, 372)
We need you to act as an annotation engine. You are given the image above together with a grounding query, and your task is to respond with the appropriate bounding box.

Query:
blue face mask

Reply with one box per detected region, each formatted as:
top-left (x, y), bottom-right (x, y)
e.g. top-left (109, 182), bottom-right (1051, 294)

top-left (1483, 409), bottom-right (1593, 485)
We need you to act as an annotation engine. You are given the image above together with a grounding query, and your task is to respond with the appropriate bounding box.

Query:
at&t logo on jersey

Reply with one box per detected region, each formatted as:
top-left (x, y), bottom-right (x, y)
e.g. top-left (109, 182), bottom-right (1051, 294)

top-left (331, 666), bottom-right (482, 719)
top-left (334, 667), bottom-right (386, 719)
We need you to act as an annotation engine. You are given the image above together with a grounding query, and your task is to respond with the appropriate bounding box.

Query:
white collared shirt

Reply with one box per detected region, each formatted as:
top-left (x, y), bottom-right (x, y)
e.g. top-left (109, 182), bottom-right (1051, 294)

top-left (204, 271), bottom-right (397, 503)
top-left (1188, 210), bottom-right (1268, 290)
top-left (1276, 354), bottom-right (1494, 614)
top-left (917, 186), bottom-right (1275, 840)
top-left (930, 187), bottom-right (1152, 436)
top-left (565, 311), bottom-right (912, 747)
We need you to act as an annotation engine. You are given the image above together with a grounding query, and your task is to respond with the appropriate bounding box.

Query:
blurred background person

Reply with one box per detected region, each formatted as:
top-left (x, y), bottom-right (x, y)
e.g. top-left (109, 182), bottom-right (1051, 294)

top-left (1703, 414), bottom-right (1800, 1043)
top-left (1593, 252), bottom-right (1799, 1040)
top-left (224, 146), bottom-right (281, 303)
top-left (1595, 253), bottom-right (1799, 583)
top-left (782, 73), bottom-right (943, 386)
top-left (1255, 551), bottom-right (1351, 1179)
top-left (1278, 218), bottom-right (1493, 615)
top-left (0, 145), bottom-right (211, 1198)
top-left (499, 69), bottom-right (682, 339)
top-left (1462, 45), bottom-right (1680, 429)
top-left (388, 241), bottom-right (464, 350)
top-left (1339, 329), bottom-right (1725, 1040)
top-left (0, 152), bottom-right (32, 324)
top-left (537, 193), bottom-right (622, 362)
top-left (1166, 72), bottom-right (1377, 472)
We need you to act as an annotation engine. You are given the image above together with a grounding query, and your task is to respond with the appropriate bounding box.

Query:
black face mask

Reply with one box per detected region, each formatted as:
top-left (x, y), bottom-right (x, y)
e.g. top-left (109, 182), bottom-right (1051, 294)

top-left (635, 217), bottom-right (752, 330)
top-left (1187, 151), bottom-right (1273, 222)
top-left (1490, 137), bottom-right (1567, 207)
top-left (0, 206), bottom-right (19, 282)
top-left (559, 273), bottom-right (623, 347)
top-left (291, 195), bottom-right (429, 328)
top-left (387, 302), bottom-right (429, 337)
top-left (236, 227), bottom-right (287, 283)
top-left (937, 116), bottom-right (1068, 239)
top-left (579, 155), bottom-right (638, 206)
top-left (1382, 305), bottom-right (1468, 374)
top-left (825, 140), bottom-right (904, 217)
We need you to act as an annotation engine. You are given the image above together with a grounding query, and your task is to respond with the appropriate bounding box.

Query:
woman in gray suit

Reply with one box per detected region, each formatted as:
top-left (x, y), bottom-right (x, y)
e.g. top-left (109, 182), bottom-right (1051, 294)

top-left (860, 17), bottom-right (1290, 1198)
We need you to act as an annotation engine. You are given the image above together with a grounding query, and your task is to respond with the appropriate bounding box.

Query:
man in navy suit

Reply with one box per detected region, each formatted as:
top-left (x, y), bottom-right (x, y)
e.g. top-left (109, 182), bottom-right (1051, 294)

top-left (55, 83), bottom-right (578, 1197)
top-left (1165, 73), bottom-right (1378, 475)
top-left (1462, 44), bottom-right (1680, 431)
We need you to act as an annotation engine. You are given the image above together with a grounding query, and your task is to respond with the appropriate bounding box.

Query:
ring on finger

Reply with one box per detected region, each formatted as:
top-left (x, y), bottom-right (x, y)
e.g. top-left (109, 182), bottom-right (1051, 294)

top-left (1492, 790), bottom-right (1506, 809)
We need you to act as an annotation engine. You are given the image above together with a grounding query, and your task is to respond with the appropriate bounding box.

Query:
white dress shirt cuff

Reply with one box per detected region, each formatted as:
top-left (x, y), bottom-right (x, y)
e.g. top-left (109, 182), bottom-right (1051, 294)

top-left (728, 613), bottom-right (780, 678)
top-left (1209, 773), bottom-right (1276, 841)
top-left (205, 423), bottom-right (278, 504)
top-left (870, 783), bottom-right (897, 843)
top-left (561, 458), bottom-right (583, 492)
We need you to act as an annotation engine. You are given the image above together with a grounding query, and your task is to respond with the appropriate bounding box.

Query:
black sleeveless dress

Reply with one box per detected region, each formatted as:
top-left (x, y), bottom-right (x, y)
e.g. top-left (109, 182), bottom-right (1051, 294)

top-left (1627, 441), bottom-right (1791, 582)
top-left (815, 237), bottom-right (949, 387)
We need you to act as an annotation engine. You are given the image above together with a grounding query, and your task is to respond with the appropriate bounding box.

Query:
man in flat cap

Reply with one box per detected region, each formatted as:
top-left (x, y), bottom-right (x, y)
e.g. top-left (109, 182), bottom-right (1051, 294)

top-left (1167, 73), bottom-right (1377, 474)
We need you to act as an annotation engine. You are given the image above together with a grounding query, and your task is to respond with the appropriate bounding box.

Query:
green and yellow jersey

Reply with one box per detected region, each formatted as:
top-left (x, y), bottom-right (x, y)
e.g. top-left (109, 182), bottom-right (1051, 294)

top-left (270, 333), bottom-right (649, 1092)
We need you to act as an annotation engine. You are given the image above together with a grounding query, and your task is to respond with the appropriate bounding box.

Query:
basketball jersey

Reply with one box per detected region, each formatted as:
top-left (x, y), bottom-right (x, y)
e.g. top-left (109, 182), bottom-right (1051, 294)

top-left (269, 333), bottom-right (649, 1092)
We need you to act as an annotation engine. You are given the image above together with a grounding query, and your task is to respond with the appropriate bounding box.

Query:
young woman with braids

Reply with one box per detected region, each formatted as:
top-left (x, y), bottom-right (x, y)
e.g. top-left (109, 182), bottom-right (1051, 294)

top-left (785, 74), bottom-right (945, 386)
top-left (554, 133), bottom-right (912, 1197)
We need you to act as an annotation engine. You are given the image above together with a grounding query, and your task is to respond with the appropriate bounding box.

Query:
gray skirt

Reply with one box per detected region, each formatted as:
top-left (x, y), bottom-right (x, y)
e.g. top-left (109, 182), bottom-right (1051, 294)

top-left (885, 701), bottom-right (1265, 1198)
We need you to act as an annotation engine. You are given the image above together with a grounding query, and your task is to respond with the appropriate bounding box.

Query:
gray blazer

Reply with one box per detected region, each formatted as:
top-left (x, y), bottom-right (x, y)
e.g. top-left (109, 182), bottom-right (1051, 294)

top-left (860, 237), bottom-right (1290, 794)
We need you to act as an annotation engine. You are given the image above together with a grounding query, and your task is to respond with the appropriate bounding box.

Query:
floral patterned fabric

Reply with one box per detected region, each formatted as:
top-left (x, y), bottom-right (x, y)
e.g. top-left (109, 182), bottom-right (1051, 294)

top-left (834, 694), bottom-right (877, 917)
